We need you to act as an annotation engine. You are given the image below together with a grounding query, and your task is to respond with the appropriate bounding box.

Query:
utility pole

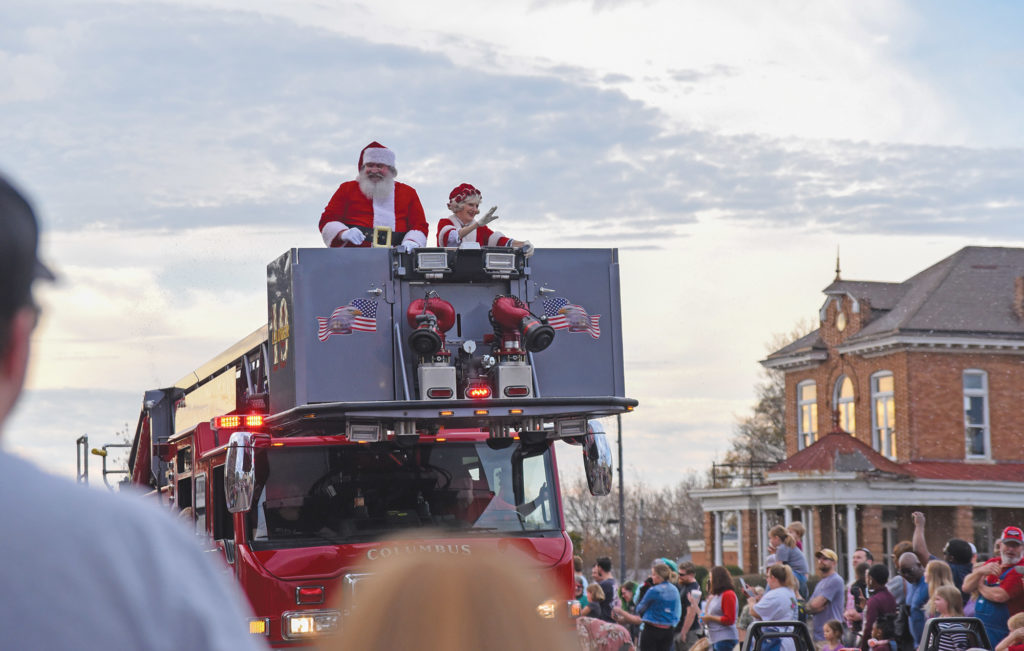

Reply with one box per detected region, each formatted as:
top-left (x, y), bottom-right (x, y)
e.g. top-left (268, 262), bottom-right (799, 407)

top-left (617, 414), bottom-right (626, 581)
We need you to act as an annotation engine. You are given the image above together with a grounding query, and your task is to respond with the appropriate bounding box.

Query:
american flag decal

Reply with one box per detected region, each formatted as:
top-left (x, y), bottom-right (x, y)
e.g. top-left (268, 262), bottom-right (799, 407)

top-left (542, 297), bottom-right (601, 339)
top-left (316, 299), bottom-right (378, 341)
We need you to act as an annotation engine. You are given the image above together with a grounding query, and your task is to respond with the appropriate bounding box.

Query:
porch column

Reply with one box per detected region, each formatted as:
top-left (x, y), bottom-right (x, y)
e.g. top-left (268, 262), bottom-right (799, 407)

top-left (757, 506), bottom-right (764, 570)
top-left (803, 507), bottom-right (815, 569)
top-left (714, 511), bottom-right (723, 566)
top-left (736, 509), bottom-right (744, 571)
top-left (846, 503), bottom-right (858, 579)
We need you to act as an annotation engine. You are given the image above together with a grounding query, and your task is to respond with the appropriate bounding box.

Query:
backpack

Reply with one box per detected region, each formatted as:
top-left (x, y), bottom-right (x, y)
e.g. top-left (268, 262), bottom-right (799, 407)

top-left (892, 606), bottom-right (915, 651)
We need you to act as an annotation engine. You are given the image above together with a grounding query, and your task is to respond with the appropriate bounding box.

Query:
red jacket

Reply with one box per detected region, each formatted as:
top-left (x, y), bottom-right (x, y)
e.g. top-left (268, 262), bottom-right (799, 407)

top-left (436, 216), bottom-right (512, 247)
top-left (320, 181), bottom-right (428, 247)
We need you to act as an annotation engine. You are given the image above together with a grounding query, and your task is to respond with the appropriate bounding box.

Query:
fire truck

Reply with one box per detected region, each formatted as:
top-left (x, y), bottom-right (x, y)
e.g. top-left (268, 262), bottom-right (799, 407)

top-left (126, 246), bottom-right (635, 647)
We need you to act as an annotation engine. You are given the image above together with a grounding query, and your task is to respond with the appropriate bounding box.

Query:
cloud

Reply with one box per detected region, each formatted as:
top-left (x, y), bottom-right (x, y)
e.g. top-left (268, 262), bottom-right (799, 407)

top-left (4, 2), bottom-right (1023, 245)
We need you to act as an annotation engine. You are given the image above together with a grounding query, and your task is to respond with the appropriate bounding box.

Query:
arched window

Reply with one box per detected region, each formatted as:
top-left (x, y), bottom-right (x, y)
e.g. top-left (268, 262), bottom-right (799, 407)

top-left (797, 380), bottom-right (817, 450)
top-left (834, 376), bottom-right (855, 434)
top-left (871, 372), bottom-right (896, 459)
top-left (964, 369), bottom-right (990, 458)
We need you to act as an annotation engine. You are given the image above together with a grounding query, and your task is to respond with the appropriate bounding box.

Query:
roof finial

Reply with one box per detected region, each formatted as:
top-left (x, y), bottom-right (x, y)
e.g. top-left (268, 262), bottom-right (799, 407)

top-left (834, 245), bottom-right (841, 281)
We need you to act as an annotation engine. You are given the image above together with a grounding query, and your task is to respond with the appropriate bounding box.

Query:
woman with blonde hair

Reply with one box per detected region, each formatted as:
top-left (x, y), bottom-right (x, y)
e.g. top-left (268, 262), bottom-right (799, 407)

top-left (749, 564), bottom-right (800, 651)
top-left (317, 543), bottom-right (575, 650)
top-left (924, 560), bottom-right (955, 617)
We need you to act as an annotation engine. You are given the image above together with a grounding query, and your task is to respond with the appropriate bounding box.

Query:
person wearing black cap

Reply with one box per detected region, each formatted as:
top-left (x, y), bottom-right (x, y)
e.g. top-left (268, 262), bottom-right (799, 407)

top-left (0, 173), bottom-right (263, 650)
top-left (862, 564), bottom-right (898, 651)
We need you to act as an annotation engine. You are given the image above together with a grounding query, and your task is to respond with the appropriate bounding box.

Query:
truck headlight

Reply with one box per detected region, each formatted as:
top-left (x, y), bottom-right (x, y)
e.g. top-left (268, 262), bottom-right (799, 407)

top-left (282, 609), bottom-right (340, 639)
top-left (536, 599), bottom-right (558, 619)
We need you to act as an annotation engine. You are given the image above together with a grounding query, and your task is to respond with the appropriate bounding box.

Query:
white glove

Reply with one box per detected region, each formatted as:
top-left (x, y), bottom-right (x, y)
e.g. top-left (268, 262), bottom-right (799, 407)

top-left (520, 240), bottom-right (535, 258)
top-left (340, 228), bottom-right (365, 246)
top-left (398, 239), bottom-right (421, 253)
top-left (475, 206), bottom-right (499, 227)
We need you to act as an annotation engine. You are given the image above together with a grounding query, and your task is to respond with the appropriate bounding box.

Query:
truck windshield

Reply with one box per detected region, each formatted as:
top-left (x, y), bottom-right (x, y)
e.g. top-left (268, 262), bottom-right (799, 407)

top-left (246, 440), bottom-right (558, 548)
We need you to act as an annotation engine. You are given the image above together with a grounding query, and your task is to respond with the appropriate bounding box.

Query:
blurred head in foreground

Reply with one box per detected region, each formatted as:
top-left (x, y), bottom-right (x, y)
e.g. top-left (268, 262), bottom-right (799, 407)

top-left (318, 543), bottom-right (576, 650)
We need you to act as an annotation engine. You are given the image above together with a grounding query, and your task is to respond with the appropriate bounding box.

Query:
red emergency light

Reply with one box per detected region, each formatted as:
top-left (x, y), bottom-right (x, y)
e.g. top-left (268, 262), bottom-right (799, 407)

top-left (295, 586), bottom-right (325, 605)
top-left (212, 414), bottom-right (264, 429)
top-left (466, 385), bottom-right (491, 399)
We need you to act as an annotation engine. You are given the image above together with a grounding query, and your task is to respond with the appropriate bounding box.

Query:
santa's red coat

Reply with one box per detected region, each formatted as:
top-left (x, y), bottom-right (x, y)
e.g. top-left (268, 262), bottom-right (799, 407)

top-left (436, 216), bottom-right (512, 248)
top-left (320, 181), bottom-right (428, 248)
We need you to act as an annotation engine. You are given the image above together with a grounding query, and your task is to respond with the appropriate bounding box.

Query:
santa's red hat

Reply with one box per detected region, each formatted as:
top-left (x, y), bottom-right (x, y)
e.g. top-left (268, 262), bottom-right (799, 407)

top-left (358, 142), bottom-right (396, 170)
top-left (447, 183), bottom-right (481, 211)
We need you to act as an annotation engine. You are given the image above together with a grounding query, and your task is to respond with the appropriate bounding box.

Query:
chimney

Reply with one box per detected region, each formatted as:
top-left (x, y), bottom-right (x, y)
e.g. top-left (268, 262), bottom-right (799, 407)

top-left (1015, 277), bottom-right (1024, 321)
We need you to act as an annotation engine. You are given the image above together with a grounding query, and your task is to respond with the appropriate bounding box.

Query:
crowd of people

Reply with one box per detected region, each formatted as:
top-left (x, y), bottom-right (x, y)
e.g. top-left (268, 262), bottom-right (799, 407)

top-left (575, 513), bottom-right (1024, 651)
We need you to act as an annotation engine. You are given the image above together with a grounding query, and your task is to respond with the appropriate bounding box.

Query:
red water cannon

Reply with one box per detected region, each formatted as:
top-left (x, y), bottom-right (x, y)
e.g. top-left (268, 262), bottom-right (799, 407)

top-left (407, 296), bottom-right (456, 356)
top-left (489, 295), bottom-right (555, 353)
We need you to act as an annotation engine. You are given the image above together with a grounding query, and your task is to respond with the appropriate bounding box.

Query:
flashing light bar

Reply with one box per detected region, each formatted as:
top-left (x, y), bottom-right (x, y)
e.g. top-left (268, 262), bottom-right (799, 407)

top-left (466, 385), bottom-right (492, 399)
top-left (212, 414), bottom-right (264, 429)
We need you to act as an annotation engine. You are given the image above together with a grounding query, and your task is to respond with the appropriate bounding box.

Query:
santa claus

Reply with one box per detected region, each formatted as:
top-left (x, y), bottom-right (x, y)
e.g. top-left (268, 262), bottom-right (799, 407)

top-left (435, 183), bottom-right (533, 255)
top-left (319, 142), bottom-right (429, 251)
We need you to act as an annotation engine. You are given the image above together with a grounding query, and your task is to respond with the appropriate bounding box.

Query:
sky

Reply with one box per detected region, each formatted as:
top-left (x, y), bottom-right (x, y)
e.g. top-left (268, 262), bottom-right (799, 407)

top-left (2, 0), bottom-right (1024, 490)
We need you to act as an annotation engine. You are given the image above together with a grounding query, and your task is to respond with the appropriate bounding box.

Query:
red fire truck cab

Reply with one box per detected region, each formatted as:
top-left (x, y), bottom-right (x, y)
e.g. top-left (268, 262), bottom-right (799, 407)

top-left (128, 246), bottom-right (634, 646)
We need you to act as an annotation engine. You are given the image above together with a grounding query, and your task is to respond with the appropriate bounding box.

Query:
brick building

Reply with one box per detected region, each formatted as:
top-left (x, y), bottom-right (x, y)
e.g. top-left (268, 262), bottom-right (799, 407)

top-left (694, 246), bottom-right (1024, 577)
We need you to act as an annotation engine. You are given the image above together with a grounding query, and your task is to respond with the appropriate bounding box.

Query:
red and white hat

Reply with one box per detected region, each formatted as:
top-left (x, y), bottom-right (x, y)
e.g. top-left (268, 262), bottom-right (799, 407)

top-left (447, 183), bottom-right (481, 211)
top-left (1000, 526), bottom-right (1024, 545)
top-left (358, 141), bottom-right (396, 170)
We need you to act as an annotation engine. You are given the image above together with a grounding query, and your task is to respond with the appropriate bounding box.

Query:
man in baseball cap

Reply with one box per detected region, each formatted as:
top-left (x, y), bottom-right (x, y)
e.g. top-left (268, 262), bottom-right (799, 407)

top-left (963, 525), bottom-right (1024, 644)
top-left (808, 548), bottom-right (845, 642)
top-left (0, 175), bottom-right (54, 319)
top-left (0, 172), bottom-right (264, 649)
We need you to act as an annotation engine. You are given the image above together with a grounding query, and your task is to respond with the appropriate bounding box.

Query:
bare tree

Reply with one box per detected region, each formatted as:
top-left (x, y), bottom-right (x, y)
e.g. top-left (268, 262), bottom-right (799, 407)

top-left (716, 320), bottom-right (815, 487)
top-left (564, 471), bottom-right (707, 581)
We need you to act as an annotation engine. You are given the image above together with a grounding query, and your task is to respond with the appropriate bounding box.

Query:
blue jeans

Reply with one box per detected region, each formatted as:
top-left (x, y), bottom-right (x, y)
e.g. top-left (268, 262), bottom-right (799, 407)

top-left (713, 640), bottom-right (737, 651)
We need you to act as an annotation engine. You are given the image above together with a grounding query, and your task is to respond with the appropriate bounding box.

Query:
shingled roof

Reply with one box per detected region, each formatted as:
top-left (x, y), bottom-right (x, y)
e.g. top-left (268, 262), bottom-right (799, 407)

top-left (768, 431), bottom-right (908, 476)
top-left (768, 430), bottom-right (1024, 482)
top-left (847, 246), bottom-right (1024, 342)
top-left (765, 247), bottom-right (1024, 366)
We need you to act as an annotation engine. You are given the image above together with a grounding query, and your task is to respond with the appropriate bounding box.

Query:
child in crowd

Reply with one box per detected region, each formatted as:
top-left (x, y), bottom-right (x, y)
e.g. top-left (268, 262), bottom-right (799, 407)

top-left (788, 521), bottom-right (806, 551)
top-left (867, 615), bottom-right (897, 651)
top-left (581, 583), bottom-right (606, 619)
top-left (820, 620), bottom-right (843, 651)
top-left (769, 525), bottom-right (809, 599)
top-left (995, 613), bottom-right (1024, 651)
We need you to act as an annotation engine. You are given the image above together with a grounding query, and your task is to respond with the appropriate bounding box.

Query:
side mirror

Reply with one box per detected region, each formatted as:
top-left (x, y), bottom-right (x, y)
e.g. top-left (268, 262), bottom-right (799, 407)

top-left (582, 420), bottom-right (613, 496)
top-left (225, 432), bottom-right (256, 513)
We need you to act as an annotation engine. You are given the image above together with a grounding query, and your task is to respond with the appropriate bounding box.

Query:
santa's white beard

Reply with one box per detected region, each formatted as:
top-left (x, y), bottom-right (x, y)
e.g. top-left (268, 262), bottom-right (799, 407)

top-left (1003, 548), bottom-right (1022, 566)
top-left (358, 170), bottom-right (396, 201)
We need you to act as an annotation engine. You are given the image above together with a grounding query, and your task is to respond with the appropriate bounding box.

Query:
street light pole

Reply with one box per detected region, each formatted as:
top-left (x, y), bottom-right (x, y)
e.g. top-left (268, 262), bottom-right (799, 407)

top-left (617, 414), bottom-right (626, 581)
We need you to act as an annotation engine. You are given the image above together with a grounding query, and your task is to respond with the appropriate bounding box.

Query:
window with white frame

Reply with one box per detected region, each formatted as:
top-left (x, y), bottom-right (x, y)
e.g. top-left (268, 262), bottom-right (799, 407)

top-left (871, 372), bottom-right (896, 459)
top-left (963, 370), bottom-right (990, 458)
top-left (834, 375), bottom-right (856, 434)
top-left (797, 380), bottom-right (817, 450)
